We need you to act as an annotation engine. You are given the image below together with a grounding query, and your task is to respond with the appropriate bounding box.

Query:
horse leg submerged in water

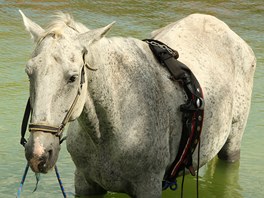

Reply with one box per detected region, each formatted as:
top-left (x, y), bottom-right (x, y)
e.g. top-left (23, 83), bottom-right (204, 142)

top-left (20, 11), bottom-right (256, 198)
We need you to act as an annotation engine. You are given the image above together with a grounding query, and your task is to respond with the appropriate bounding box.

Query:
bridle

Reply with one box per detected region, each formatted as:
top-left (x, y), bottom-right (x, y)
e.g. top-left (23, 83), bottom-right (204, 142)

top-left (20, 57), bottom-right (87, 146)
top-left (17, 25), bottom-right (93, 197)
top-left (29, 65), bottom-right (85, 136)
top-left (18, 50), bottom-right (89, 198)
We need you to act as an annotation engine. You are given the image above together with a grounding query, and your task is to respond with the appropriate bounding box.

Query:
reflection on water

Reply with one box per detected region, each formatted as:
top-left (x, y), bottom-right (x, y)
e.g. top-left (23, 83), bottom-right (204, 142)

top-left (0, 0), bottom-right (263, 198)
top-left (200, 158), bottom-right (242, 198)
top-left (162, 158), bottom-right (242, 198)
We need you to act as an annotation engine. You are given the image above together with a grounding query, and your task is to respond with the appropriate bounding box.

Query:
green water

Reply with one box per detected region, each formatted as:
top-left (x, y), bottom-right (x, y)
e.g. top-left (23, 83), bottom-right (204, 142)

top-left (0, 0), bottom-right (263, 197)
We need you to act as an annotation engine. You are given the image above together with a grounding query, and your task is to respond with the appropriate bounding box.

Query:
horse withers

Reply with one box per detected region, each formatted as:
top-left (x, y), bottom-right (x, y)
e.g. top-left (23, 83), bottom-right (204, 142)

top-left (19, 10), bottom-right (256, 198)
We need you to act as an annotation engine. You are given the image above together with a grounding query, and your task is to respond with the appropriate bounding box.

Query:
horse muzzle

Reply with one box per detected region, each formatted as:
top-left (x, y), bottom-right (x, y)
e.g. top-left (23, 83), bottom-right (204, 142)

top-left (25, 130), bottom-right (60, 173)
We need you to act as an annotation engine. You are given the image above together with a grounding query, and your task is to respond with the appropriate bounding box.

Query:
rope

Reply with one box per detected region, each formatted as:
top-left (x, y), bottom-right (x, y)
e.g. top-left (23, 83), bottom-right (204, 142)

top-left (55, 165), bottom-right (67, 198)
top-left (180, 168), bottom-right (185, 198)
top-left (16, 163), bottom-right (30, 198)
top-left (16, 163), bottom-right (67, 197)
top-left (181, 140), bottom-right (201, 198)
top-left (196, 139), bottom-right (201, 198)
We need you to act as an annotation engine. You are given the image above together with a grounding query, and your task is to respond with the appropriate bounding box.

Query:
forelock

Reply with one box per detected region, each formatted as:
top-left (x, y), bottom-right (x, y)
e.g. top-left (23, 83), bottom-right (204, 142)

top-left (37, 12), bottom-right (84, 43)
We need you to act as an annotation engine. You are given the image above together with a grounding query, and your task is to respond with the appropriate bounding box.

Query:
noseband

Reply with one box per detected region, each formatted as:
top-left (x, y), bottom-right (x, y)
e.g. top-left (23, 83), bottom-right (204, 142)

top-left (20, 64), bottom-right (86, 146)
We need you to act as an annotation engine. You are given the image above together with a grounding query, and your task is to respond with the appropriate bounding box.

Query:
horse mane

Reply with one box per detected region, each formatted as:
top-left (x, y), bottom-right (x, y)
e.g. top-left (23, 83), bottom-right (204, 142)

top-left (38, 12), bottom-right (89, 43)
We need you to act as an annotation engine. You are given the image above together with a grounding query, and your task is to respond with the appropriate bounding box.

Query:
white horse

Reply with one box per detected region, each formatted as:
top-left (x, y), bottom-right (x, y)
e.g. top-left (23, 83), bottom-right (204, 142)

top-left (19, 10), bottom-right (256, 198)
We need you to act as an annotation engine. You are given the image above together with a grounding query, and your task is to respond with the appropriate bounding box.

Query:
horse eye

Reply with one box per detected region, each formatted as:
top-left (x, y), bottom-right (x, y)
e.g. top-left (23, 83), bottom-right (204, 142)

top-left (68, 75), bottom-right (78, 83)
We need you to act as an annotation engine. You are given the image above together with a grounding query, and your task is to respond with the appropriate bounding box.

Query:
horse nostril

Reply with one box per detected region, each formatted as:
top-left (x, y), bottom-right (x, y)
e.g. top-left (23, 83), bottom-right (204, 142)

top-left (48, 149), bottom-right (53, 157)
top-left (47, 149), bottom-right (53, 162)
top-left (37, 149), bottom-right (52, 173)
top-left (38, 159), bottom-right (47, 173)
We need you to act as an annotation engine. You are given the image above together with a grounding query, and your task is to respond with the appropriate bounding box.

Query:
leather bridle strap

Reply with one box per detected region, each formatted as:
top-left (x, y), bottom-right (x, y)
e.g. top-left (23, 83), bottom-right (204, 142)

top-left (29, 65), bottom-right (85, 136)
top-left (28, 85), bottom-right (82, 137)
top-left (29, 124), bottom-right (60, 134)
top-left (20, 98), bottom-right (31, 147)
top-left (20, 65), bottom-right (85, 146)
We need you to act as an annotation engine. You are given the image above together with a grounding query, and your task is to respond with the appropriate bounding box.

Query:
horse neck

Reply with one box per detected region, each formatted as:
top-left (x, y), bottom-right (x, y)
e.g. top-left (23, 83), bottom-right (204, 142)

top-left (87, 36), bottom-right (155, 102)
top-left (87, 36), bottom-right (153, 94)
top-left (81, 37), bottom-right (156, 141)
top-left (81, 37), bottom-right (185, 144)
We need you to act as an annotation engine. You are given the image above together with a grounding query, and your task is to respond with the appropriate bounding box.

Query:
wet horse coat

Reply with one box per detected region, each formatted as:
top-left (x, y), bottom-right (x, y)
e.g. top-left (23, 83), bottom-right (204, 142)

top-left (20, 11), bottom-right (256, 198)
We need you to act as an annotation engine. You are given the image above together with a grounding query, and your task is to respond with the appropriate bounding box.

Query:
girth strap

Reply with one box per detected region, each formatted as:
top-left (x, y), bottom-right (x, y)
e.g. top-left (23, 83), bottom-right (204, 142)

top-left (144, 39), bottom-right (204, 189)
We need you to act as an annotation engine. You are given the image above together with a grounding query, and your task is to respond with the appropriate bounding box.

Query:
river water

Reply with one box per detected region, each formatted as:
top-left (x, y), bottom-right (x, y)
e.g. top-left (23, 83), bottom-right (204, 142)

top-left (0, 0), bottom-right (263, 197)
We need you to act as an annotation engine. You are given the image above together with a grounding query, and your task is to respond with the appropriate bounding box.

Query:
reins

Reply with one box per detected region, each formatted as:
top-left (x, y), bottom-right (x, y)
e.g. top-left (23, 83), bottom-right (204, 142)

top-left (17, 95), bottom-right (70, 198)
top-left (16, 163), bottom-right (66, 198)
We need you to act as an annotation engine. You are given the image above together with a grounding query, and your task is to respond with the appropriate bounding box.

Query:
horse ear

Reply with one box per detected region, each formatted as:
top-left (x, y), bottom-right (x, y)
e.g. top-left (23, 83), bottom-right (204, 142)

top-left (19, 10), bottom-right (44, 42)
top-left (78, 21), bottom-right (115, 46)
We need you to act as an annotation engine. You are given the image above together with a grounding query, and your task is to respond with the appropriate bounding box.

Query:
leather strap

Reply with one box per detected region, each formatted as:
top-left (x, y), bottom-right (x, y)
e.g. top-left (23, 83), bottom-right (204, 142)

top-left (20, 65), bottom-right (85, 146)
top-left (28, 66), bottom-right (84, 137)
top-left (29, 124), bottom-right (60, 134)
top-left (20, 98), bottom-right (31, 147)
top-left (144, 39), bottom-right (204, 189)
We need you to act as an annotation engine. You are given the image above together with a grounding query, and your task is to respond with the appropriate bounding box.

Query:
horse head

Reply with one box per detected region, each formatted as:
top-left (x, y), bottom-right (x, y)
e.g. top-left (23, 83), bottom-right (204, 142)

top-left (20, 10), bottom-right (114, 173)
